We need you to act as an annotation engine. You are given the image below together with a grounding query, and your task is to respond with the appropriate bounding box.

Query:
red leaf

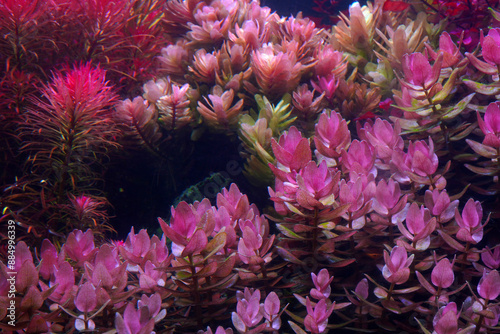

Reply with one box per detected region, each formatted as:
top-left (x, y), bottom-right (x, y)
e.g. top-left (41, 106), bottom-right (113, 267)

top-left (383, 1), bottom-right (410, 12)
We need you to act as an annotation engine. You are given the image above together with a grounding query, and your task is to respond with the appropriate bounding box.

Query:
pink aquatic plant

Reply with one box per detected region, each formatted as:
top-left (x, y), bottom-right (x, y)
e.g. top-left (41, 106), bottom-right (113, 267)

top-left (477, 102), bottom-right (500, 148)
top-left (197, 86), bottom-right (244, 129)
top-left (251, 44), bottom-right (303, 97)
top-left (271, 126), bottom-right (312, 172)
top-left (455, 198), bottom-right (484, 244)
top-left (401, 52), bottom-right (442, 90)
top-left (303, 298), bottom-right (335, 334)
top-left (382, 246), bottom-right (414, 285)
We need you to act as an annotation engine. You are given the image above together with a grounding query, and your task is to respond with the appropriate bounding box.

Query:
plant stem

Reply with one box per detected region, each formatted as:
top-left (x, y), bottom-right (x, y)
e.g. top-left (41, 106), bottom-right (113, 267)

top-left (189, 254), bottom-right (202, 327)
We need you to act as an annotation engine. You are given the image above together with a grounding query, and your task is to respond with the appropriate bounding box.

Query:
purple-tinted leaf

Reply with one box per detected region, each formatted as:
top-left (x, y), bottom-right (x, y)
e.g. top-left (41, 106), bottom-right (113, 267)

top-left (214, 254), bottom-right (236, 278)
top-left (442, 93), bottom-right (475, 120)
top-left (20, 286), bottom-right (43, 311)
top-left (182, 229), bottom-right (208, 257)
top-left (416, 271), bottom-right (437, 294)
top-left (276, 246), bottom-right (304, 265)
top-left (437, 230), bottom-right (465, 252)
top-left (196, 261), bottom-right (218, 278)
top-left (75, 282), bottom-right (97, 313)
top-left (204, 231), bottom-right (226, 260)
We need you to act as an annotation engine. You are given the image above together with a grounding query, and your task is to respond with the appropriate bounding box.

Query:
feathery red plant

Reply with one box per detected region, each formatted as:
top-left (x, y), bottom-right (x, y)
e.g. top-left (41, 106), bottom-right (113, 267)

top-left (22, 63), bottom-right (119, 191)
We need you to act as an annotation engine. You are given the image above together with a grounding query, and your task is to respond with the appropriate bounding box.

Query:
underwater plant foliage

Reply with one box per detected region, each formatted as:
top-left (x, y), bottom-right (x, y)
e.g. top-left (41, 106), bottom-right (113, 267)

top-left (2, 0), bottom-right (500, 333)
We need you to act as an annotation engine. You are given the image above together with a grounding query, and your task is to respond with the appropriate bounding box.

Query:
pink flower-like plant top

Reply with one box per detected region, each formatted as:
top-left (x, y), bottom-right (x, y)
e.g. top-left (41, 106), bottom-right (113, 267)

top-left (424, 189), bottom-right (458, 223)
top-left (261, 291), bottom-right (282, 330)
top-left (311, 74), bottom-right (339, 102)
top-left (39, 239), bottom-right (60, 280)
top-left (433, 302), bottom-right (459, 334)
top-left (217, 183), bottom-right (251, 221)
top-left (466, 28), bottom-right (500, 75)
top-left (393, 137), bottom-right (439, 177)
top-left (190, 49), bottom-right (219, 84)
top-left (9, 242), bottom-right (38, 294)
top-left (115, 96), bottom-right (155, 128)
top-left (313, 44), bottom-right (346, 78)
top-left (382, 246), bottom-right (414, 285)
top-left (338, 177), bottom-right (369, 227)
top-left (426, 31), bottom-right (464, 68)
top-left (159, 199), bottom-right (214, 257)
top-left (310, 268), bottom-right (334, 300)
top-left (271, 126), bottom-right (311, 172)
top-left (481, 28), bottom-right (500, 66)
top-left (482, 247), bottom-right (500, 270)
top-left (230, 19), bottom-right (262, 50)
top-left (398, 203), bottom-right (436, 250)
top-left (64, 229), bottom-right (97, 265)
top-left (477, 102), bottom-right (500, 148)
top-left (87, 244), bottom-right (127, 292)
top-left (292, 84), bottom-right (325, 119)
top-left (197, 86), bottom-right (244, 129)
top-left (251, 44), bottom-right (303, 97)
top-left (45, 261), bottom-right (76, 305)
top-left (358, 118), bottom-right (404, 162)
top-left (304, 297), bottom-right (335, 334)
top-left (158, 42), bottom-right (190, 79)
top-left (295, 160), bottom-right (339, 210)
top-left (157, 81), bottom-right (192, 131)
top-left (238, 224), bottom-right (264, 265)
top-left (402, 52), bottom-right (442, 90)
top-left (478, 269), bottom-right (500, 300)
top-left (119, 228), bottom-right (169, 270)
top-left (372, 179), bottom-right (407, 217)
top-left (455, 198), bottom-right (484, 244)
top-left (115, 293), bottom-right (165, 334)
top-left (314, 111), bottom-right (351, 160)
top-left (341, 139), bottom-right (376, 176)
top-left (232, 288), bottom-right (264, 332)
top-left (238, 216), bottom-right (275, 268)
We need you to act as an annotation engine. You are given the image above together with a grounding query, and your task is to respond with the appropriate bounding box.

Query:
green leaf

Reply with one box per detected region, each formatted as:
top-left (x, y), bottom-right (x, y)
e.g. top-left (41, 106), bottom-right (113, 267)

top-left (318, 221), bottom-right (336, 230)
top-left (433, 67), bottom-right (460, 103)
top-left (442, 93), bottom-right (475, 120)
top-left (175, 270), bottom-right (193, 280)
top-left (276, 246), bottom-right (304, 265)
top-left (203, 231), bottom-right (226, 260)
top-left (288, 321), bottom-right (307, 334)
top-left (415, 318), bottom-right (432, 334)
top-left (389, 116), bottom-right (420, 131)
top-left (276, 224), bottom-right (305, 239)
top-left (463, 79), bottom-right (500, 95)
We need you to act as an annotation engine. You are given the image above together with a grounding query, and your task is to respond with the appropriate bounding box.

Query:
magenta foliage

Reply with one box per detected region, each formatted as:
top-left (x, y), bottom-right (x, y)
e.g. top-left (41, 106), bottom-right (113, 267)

top-left (382, 246), bottom-right (413, 285)
top-left (232, 288), bottom-right (283, 333)
top-left (402, 52), bottom-right (442, 90)
top-left (433, 302), bottom-right (460, 334)
top-left (477, 102), bottom-right (500, 148)
top-left (303, 298), bottom-right (335, 334)
top-left (271, 126), bottom-right (312, 172)
top-left (310, 269), bottom-right (334, 300)
top-left (115, 293), bottom-right (166, 334)
top-left (4, 1), bottom-right (500, 334)
top-left (455, 198), bottom-right (484, 244)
